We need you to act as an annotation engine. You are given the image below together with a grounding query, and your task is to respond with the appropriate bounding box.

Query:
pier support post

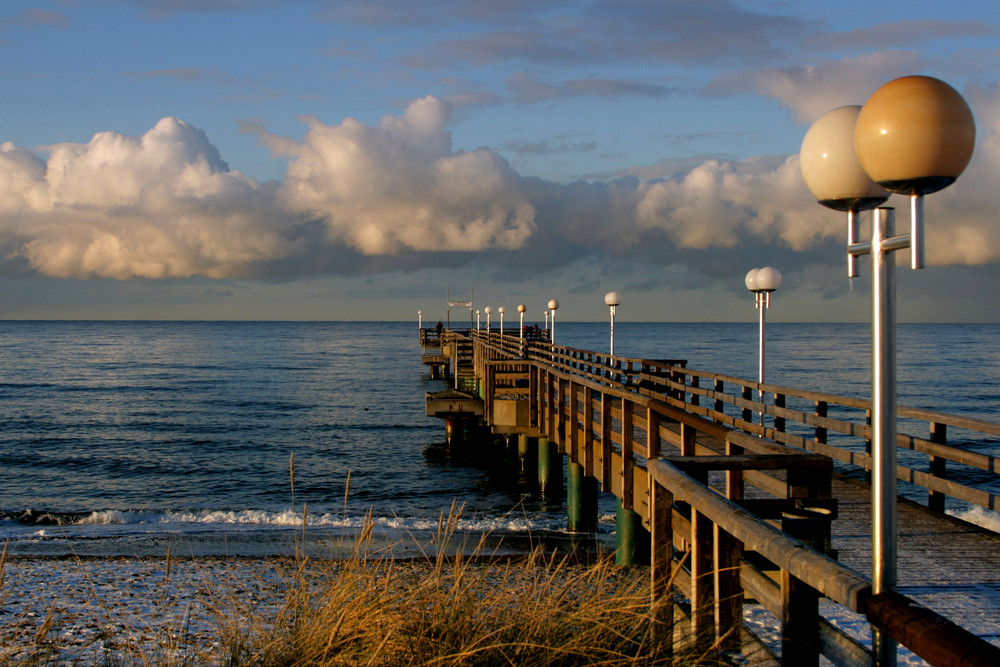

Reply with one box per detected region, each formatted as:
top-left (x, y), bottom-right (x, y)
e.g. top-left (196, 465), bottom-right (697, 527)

top-left (538, 438), bottom-right (563, 497)
top-left (567, 462), bottom-right (598, 532)
top-left (445, 418), bottom-right (464, 446)
top-left (616, 498), bottom-right (650, 565)
top-left (518, 434), bottom-right (538, 490)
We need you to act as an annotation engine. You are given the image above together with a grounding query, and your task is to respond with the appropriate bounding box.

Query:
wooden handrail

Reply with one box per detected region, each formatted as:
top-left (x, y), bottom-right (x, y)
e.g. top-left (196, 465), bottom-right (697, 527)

top-left (472, 330), bottom-right (1000, 516)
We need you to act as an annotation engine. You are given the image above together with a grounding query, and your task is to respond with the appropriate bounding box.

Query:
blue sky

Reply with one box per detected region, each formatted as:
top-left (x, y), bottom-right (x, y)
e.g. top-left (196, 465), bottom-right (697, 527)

top-left (1, 0), bottom-right (1000, 322)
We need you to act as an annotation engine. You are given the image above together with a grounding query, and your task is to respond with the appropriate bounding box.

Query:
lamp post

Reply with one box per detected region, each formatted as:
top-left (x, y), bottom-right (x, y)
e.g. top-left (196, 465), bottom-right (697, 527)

top-left (518, 304), bottom-right (526, 341)
top-left (547, 299), bottom-right (559, 345)
top-left (544, 310), bottom-right (549, 330)
top-left (418, 310), bottom-right (422, 331)
top-left (484, 306), bottom-right (492, 332)
top-left (476, 309), bottom-right (481, 330)
top-left (744, 268), bottom-right (781, 426)
top-left (498, 306), bottom-right (505, 334)
top-left (801, 76), bottom-right (975, 667)
top-left (604, 292), bottom-right (621, 356)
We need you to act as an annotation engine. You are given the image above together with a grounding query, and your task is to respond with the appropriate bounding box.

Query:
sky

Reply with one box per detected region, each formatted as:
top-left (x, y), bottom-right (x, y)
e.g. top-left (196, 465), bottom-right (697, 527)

top-left (2, 1), bottom-right (1000, 322)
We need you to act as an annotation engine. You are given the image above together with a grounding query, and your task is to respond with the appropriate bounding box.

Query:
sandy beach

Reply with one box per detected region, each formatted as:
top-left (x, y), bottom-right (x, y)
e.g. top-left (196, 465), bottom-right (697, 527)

top-left (0, 555), bottom-right (296, 665)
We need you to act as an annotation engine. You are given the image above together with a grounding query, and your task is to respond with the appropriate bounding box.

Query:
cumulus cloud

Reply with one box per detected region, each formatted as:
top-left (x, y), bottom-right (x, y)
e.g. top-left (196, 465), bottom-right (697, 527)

top-left (248, 96), bottom-right (537, 255)
top-left (1, 85), bottom-right (999, 282)
top-left (1, 118), bottom-right (297, 280)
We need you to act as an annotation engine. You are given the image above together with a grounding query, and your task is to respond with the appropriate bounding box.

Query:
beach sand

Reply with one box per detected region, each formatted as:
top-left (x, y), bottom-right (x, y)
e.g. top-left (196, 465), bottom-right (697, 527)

top-left (0, 555), bottom-right (295, 665)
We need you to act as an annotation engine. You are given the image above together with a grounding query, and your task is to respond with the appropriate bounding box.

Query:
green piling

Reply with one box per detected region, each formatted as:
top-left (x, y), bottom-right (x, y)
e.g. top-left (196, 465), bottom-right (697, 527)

top-left (567, 462), bottom-right (598, 532)
top-left (537, 438), bottom-right (563, 497)
top-left (616, 497), bottom-right (650, 565)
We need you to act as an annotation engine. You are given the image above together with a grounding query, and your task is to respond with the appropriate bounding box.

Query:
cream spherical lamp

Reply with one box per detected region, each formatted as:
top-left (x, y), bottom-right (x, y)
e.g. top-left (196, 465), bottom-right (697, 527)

top-left (800, 105), bottom-right (890, 212)
top-left (855, 75), bottom-right (975, 196)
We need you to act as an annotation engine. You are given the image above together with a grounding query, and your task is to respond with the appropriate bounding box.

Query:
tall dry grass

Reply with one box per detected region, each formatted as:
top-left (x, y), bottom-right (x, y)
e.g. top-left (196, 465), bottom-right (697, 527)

top-left (0, 505), bottom-right (723, 666)
top-left (208, 504), bottom-right (719, 667)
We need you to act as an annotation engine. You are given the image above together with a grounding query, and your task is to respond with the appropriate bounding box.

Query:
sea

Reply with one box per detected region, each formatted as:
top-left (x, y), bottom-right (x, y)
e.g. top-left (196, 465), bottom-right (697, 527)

top-left (0, 320), bottom-right (998, 558)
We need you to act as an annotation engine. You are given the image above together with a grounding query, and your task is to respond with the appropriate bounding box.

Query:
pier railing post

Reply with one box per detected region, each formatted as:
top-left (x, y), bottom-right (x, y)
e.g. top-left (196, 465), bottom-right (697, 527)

top-left (782, 569), bottom-right (820, 665)
top-left (815, 400), bottom-right (828, 444)
top-left (715, 525), bottom-right (743, 653)
top-left (928, 421), bottom-right (947, 513)
top-left (775, 392), bottom-right (786, 433)
top-left (690, 509), bottom-right (716, 652)
top-left (649, 478), bottom-right (674, 656)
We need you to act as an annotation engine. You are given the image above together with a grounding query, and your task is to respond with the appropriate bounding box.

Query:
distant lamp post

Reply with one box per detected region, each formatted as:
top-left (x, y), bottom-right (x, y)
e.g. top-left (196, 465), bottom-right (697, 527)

top-left (518, 304), bottom-right (526, 340)
top-left (544, 310), bottom-right (549, 330)
top-left (604, 291), bottom-right (622, 356)
top-left (476, 309), bottom-right (481, 330)
top-left (484, 306), bottom-right (492, 331)
top-left (498, 306), bottom-right (506, 334)
top-left (744, 268), bottom-right (781, 426)
top-left (801, 75), bottom-right (975, 667)
top-left (547, 299), bottom-right (559, 345)
top-left (418, 310), bottom-right (422, 330)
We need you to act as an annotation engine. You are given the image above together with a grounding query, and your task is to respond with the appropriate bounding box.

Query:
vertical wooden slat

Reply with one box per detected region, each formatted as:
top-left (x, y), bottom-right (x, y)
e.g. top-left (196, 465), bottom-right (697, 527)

top-left (742, 385), bottom-right (753, 425)
top-left (529, 364), bottom-right (538, 428)
top-left (815, 400), bottom-right (828, 444)
top-left (690, 509), bottom-right (716, 652)
top-left (650, 478), bottom-right (674, 656)
top-left (557, 377), bottom-right (568, 451)
top-left (714, 379), bottom-right (725, 416)
top-left (568, 380), bottom-right (579, 464)
top-left (725, 438), bottom-right (744, 501)
top-left (775, 392), bottom-right (786, 433)
top-left (601, 394), bottom-right (613, 491)
top-left (647, 407), bottom-right (661, 459)
top-left (929, 421), bottom-right (947, 513)
top-left (715, 525), bottom-right (743, 653)
top-left (781, 570), bottom-right (820, 666)
top-left (622, 400), bottom-right (634, 510)
top-left (584, 386), bottom-right (595, 477)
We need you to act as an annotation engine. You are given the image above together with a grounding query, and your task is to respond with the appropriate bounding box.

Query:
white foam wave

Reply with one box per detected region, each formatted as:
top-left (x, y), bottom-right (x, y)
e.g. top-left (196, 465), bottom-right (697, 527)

top-left (69, 508), bottom-right (565, 534)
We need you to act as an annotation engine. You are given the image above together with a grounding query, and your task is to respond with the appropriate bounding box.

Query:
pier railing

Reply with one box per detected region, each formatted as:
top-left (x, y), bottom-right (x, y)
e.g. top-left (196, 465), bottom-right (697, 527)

top-left (459, 329), bottom-right (1000, 666)
top-left (471, 329), bottom-right (999, 517)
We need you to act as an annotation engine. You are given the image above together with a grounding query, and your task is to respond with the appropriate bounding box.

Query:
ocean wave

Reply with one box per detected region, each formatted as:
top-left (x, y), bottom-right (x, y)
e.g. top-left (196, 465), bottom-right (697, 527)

top-left (5, 507), bottom-right (570, 535)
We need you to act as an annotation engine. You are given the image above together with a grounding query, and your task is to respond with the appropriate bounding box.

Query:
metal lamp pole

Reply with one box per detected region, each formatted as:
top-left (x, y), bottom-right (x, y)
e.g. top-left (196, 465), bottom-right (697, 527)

top-left (604, 291), bottom-right (621, 356)
top-left (801, 78), bottom-right (975, 667)
top-left (518, 304), bottom-right (526, 341)
top-left (547, 299), bottom-right (559, 345)
top-left (745, 268), bottom-right (781, 426)
top-left (484, 306), bottom-right (492, 332)
top-left (498, 306), bottom-right (505, 334)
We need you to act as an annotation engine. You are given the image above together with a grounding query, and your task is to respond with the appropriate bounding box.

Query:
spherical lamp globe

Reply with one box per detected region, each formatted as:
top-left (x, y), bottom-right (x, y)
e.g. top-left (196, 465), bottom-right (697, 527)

top-left (855, 75), bottom-right (975, 195)
top-left (755, 267), bottom-right (782, 292)
top-left (800, 105), bottom-right (890, 211)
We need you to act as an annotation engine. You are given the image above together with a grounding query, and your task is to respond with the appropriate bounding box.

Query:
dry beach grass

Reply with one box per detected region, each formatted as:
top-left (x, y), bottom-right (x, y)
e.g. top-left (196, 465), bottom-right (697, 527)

top-left (0, 508), bottom-right (726, 667)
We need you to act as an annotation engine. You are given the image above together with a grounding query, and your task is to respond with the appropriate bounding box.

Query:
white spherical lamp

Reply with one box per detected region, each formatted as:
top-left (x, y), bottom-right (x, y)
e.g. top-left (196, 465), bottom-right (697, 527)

top-left (800, 105), bottom-right (890, 211)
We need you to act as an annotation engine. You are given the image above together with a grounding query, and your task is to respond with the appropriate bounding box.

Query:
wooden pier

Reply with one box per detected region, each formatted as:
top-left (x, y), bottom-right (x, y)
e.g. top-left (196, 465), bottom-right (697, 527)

top-left (421, 328), bottom-right (1000, 666)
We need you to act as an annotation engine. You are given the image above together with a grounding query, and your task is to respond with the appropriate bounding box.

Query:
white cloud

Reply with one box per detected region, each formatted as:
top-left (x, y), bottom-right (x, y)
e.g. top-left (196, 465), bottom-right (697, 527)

top-left (0, 84), bottom-right (998, 283)
top-left (254, 96), bottom-right (537, 254)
